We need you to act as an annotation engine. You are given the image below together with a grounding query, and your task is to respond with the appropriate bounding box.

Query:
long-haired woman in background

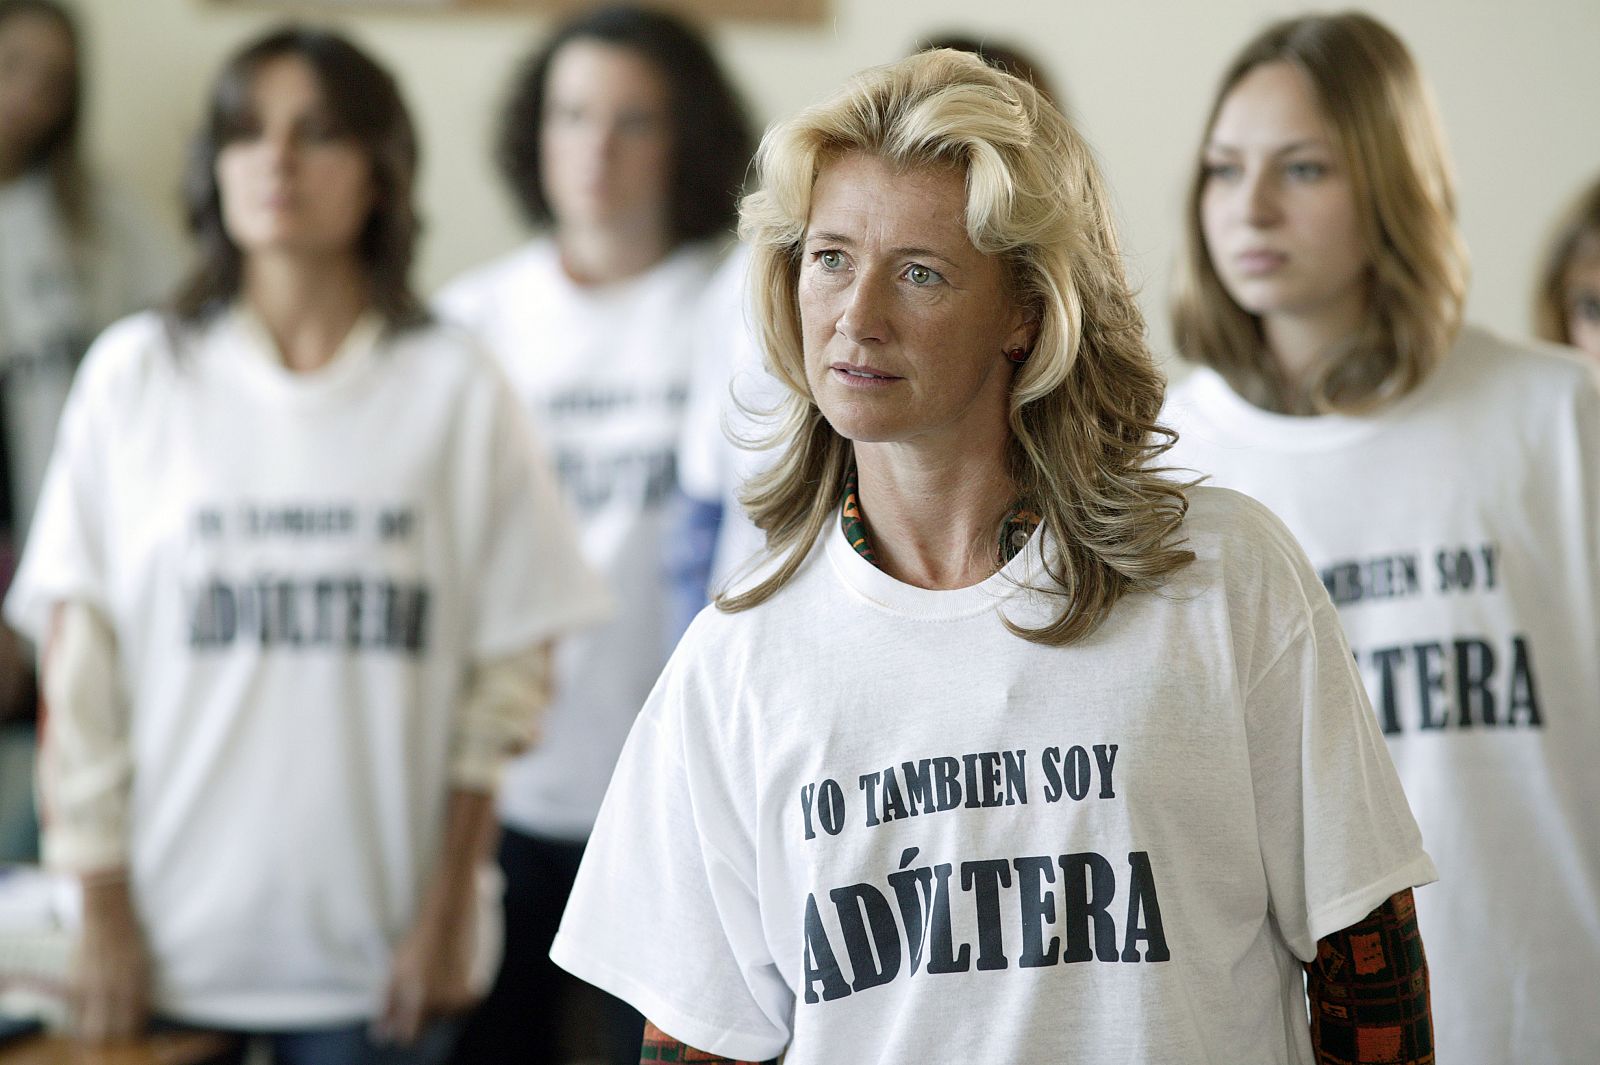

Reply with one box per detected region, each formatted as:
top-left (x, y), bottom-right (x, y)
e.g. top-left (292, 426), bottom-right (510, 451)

top-left (0, 0), bottom-right (179, 861)
top-left (1164, 13), bottom-right (1600, 1063)
top-left (436, 6), bottom-right (751, 1061)
top-left (6, 26), bottom-right (603, 1063)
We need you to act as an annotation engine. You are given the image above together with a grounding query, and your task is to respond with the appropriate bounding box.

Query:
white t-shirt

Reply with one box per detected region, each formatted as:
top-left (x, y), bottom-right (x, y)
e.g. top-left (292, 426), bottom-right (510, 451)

top-left (0, 171), bottom-right (181, 548)
top-left (1162, 325), bottom-right (1600, 1064)
top-left (5, 308), bottom-right (608, 1028)
top-left (438, 238), bottom-right (721, 839)
top-left (551, 486), bottom-right (1434, 1064)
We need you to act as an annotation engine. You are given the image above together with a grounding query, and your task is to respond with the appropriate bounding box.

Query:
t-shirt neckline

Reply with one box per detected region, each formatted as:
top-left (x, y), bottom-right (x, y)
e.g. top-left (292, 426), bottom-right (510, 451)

top-left (223, 303), bottom-right (386, 400)
top-left (824, 508), bottom-right (1047, 620)
top-left (1178, 333), bottom-right (1464, 451)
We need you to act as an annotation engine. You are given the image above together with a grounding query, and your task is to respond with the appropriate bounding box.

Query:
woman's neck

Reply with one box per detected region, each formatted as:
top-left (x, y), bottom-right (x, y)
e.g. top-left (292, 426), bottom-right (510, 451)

top-left (557, 220), bottom-right (672, 287)
top-left (1261, 295), bottom-right (1367, 404)
top-left (852, 434), bottom-right (1018, 591)
top-left (243, 253), bottom-right (370, 373)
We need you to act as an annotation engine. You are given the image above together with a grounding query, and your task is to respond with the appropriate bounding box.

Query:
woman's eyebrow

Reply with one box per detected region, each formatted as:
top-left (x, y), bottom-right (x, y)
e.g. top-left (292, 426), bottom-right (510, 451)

top-left (1204, 138), bottom-right (1330, 156)
top-left (887, 245), bottom-right (957, 262)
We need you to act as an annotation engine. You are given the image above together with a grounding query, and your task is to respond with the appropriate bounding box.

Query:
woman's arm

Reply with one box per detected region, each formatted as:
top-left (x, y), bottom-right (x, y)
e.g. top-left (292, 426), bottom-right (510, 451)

top-left (1305, 888), bottom-right (1432, 1064)
top-left (39, 601), bottom-right (150, 1042)
top-left (377, 788), bottom-right (498, 1045)
top-left (640, 1021), bottom-right (779, 1064)
top-left (377, 644), bottom-right (553, 1043)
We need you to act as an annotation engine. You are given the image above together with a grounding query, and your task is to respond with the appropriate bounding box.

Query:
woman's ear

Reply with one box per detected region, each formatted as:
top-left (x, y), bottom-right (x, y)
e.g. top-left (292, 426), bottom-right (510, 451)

top-left (1005, 305), bottom-right (1041, 360)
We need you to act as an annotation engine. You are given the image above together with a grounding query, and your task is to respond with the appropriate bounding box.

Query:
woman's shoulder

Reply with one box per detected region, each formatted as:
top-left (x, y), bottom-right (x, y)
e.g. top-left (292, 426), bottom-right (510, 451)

top-left (1175, 485), bottom-right (1323, 599)
top-left (434, 238), bottom-right (558, 317)
top-left (383, 317), bottom-right (518, 395)
top-left (1181, 484), bottom-right (1297, 545)
top-left (78, 310), bottom-right (176, 383)
top-left (1448, 324), bottom-right (1597, 397)
top-left (56, 311), bottom-right (191, 428)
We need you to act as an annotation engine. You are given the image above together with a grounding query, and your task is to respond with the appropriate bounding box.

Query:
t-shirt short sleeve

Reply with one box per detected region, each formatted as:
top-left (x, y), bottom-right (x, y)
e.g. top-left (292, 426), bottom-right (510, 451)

top-left (4, 318), bottom-right (141, 641)
top-left (1235, 501), bottom-right (1437, 959)
top-left (453, 353), bottom-right (611, 659)
top-left (550, 626), bottom-right (793, 1061)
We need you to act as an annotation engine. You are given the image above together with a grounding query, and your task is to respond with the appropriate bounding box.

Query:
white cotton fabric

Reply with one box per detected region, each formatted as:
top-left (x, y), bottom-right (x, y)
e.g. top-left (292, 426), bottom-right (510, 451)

top-left (552, 487), bottom-right (1434, 1064)
top-left (1162, 325), bottom-right (1600, 1065)
top-left (5, 308), bottom-right (608, 1028)
top-left (438, 238), bottom-right (721, 840)
top-left (0, 171), bottom-right (181, 542)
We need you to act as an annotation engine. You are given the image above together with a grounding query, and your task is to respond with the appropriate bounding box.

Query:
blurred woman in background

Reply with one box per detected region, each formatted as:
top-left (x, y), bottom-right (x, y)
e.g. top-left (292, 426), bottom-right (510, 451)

top-left (0, 0), bottom-right (179, 862)
top-left (436, 6), bottom-right (751, 1061)
top-left (1533, 175), bottom-right (1600, 361)
top-left (6, 25), bottom-right (603, 1063)
top-left (1163, 13), bottom-right (1600, 1063)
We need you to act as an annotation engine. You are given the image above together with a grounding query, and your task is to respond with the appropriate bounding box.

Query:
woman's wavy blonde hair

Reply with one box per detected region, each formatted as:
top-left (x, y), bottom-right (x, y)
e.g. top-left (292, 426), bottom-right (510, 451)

top-left (718, 48), bottom-right (1193, 646)
top-left (1171, 12), bottom-right (1468, 415)
top-left (1533, 176), bottom-right (1600, 346)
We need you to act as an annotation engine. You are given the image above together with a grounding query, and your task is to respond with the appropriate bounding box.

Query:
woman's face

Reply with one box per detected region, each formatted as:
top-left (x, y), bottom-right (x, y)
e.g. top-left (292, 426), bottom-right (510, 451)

top-left (539, 39), bottom-right (672, 236)
top-left (1562, 233), bottom-right (1600, 361)
top-left (1200, 61), bottom-right (1370, 329)
top-left (0, 12), bottom-right (74, 175)
top-left (798, 152), bottom-right (1033, 450)
top-left (215, 55), bottom-right (374, 262)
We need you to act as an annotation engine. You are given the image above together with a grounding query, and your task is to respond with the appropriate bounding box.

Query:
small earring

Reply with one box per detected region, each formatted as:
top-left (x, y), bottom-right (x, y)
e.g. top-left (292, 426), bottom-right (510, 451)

top-left (1006, 347), bottom-right (1030, 364)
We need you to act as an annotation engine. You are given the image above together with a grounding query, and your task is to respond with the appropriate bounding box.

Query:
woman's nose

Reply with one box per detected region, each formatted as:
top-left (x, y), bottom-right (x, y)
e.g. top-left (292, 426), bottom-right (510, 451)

top-left (1243, 169), bottom-right (1280, 227)
top-left (836, 274), bottom-right (889, 344)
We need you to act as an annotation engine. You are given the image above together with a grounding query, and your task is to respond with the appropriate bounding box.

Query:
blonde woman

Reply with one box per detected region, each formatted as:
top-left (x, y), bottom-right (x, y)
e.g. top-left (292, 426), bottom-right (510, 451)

top-left (549, 50), bottom-right (1434, 1064)
top-left (1534, 175), bottom-right (1600, 361)
top-left (1164, 13), bottom-right (1600, 1064)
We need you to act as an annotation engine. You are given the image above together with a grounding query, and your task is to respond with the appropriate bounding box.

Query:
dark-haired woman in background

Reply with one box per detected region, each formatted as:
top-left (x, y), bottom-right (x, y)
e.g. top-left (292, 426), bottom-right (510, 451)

top-left (5, 26), bottom-right (604, 1063)
top-left (436, 6), bottom-right (751, 1061)
top-left (1534, 175), bottom-right (1600, 361)
top-left (1162, 13), bottom-right (1600, 1063)
top-left (0, 0), bottom-right (179, 861)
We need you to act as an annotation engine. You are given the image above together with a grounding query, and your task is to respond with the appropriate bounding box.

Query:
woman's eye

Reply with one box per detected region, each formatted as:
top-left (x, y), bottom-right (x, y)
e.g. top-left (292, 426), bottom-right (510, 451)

top-left (1203, 161), bottom-right (1241, 182)
top-left (225, 120), bottom-right (263, 144)
top-left (904, 264), bottom-right (943, 286)
top-left (300, 119), bottom-right (341, 143)
top-left (1285, 160), bottom-right (1329, 181)
top-left (817, 250), bottom-right (845, 270)
top-left (1570, 293), bottom-right (1600, 323)
top-left (615, 111), bottom-right (659, 137)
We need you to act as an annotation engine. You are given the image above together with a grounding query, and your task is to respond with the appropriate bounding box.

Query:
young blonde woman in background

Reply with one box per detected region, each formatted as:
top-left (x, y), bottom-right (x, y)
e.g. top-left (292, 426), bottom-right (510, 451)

top-left (1534, 175), bottom-right (1600, 361)
top-left (1163, 13), bottom-right (1600, 1063)
top-left (6, 26), bottom-right (603, 1062)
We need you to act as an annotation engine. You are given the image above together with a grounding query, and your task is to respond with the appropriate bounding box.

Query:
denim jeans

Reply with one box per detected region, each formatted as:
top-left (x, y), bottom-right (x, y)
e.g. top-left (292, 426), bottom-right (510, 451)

top-left (177, 1018), bottom-right (463, 1065)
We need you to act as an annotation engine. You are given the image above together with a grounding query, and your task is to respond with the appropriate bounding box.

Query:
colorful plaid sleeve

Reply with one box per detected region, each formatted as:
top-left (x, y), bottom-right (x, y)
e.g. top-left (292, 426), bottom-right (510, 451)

top-left (639, 1021), bottom-right (779, 1064)
top-left (1305, 889), bottom-right (1433, 1064)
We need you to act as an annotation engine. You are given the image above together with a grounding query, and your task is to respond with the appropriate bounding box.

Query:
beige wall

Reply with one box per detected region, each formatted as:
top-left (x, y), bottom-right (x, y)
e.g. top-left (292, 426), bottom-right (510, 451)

top-left (75, 0), bottom-right (1600, 359)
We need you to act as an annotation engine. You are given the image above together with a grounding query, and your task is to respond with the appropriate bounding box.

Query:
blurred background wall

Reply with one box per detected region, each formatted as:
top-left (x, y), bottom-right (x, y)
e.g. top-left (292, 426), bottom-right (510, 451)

top-left (73, 0), bottom-right (1600, 360)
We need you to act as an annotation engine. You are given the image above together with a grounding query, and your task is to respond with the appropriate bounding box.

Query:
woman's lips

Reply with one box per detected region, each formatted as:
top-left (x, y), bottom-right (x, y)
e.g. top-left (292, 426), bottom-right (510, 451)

top-left (832, 362), bottom-right (902, 385)
top-left (1234, 249), bottom-right (1288, 276)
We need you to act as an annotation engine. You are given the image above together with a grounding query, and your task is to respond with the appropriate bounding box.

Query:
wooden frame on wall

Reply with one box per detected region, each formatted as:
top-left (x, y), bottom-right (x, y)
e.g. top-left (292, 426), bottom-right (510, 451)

top-left (207, 0), bottom-right (826, 22)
